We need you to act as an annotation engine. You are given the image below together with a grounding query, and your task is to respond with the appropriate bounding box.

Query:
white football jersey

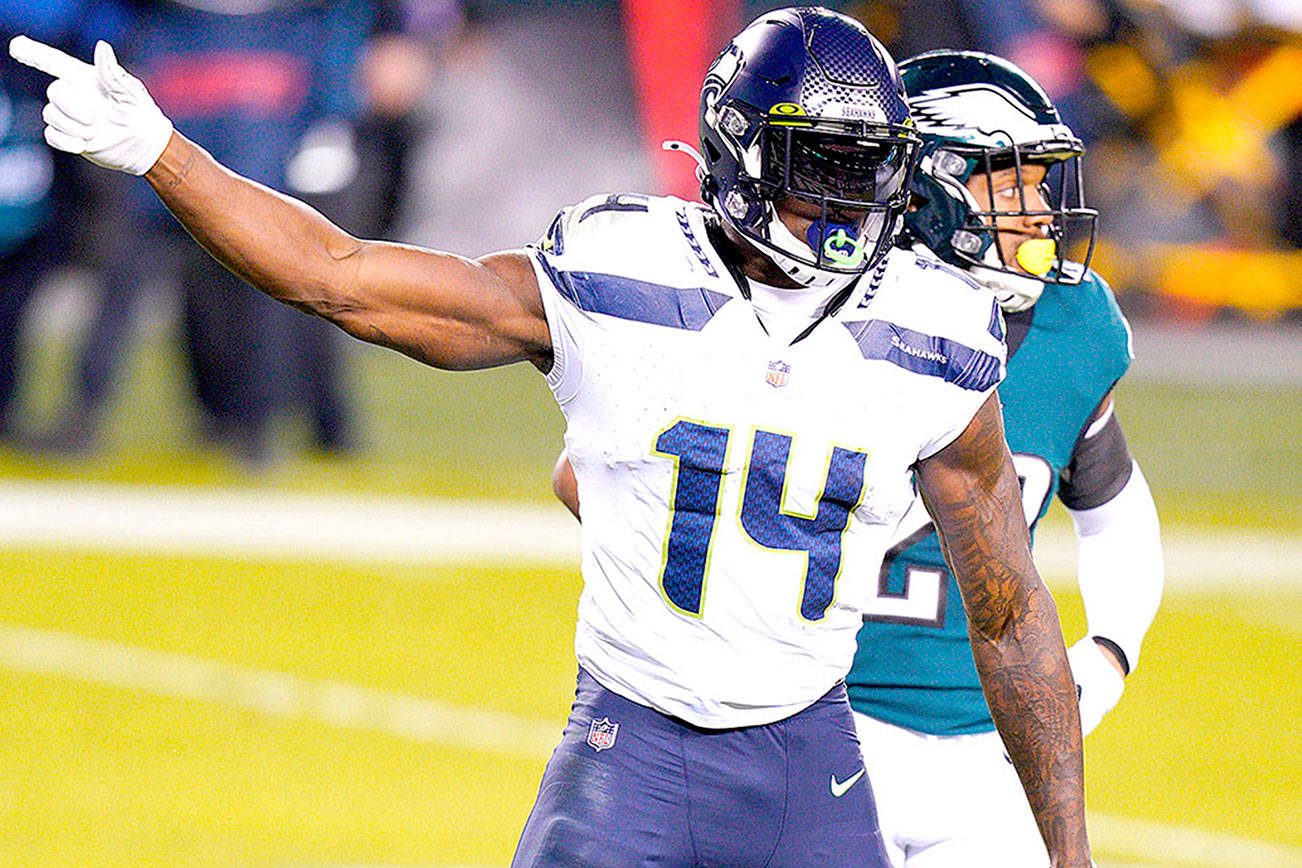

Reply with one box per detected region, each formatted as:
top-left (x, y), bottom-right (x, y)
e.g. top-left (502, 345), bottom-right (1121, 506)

top-left (530, 193), bottom-right (1006, 728)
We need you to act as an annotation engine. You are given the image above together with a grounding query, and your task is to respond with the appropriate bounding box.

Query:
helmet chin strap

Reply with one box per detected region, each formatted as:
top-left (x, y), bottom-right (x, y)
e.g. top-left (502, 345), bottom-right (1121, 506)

top-left (694, 148), bottom-right (868, 293)
top-left (970, 261), bottom-right (1044, 312)
top-left (973, 229), bottom-right (1051, 312)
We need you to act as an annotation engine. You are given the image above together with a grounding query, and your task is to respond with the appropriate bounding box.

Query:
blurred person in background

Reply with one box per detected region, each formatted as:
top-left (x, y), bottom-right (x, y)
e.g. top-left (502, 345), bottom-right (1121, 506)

top-left (37, 0), bottom-right (378, 462)
top-left (0, 1), bottom-right (85, 444)
top-left (343, 0), bottom-right (463, 241)
top-left (844, 0), bottom-right (982, 60)
top-left (270, 0), bottom-right (466, 451)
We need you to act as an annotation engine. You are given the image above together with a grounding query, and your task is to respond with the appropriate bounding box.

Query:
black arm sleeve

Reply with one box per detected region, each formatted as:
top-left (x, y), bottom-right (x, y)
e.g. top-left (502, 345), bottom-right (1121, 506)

top-left (1058, 408), bottom-right (1133, 510)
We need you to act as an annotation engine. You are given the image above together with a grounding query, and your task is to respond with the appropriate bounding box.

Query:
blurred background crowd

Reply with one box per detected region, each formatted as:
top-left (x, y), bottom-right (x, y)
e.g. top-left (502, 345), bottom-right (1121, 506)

top-left (0, 0), bottom-right (1298, 467)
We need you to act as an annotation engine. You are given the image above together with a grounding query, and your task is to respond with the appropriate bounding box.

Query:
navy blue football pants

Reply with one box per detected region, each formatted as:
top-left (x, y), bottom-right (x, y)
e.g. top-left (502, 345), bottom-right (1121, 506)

top-left (511, 668), bottom-right (890, 868)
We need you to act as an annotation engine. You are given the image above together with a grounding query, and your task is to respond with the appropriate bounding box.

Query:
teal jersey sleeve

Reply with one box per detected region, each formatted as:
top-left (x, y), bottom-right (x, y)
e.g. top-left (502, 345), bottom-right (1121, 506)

top-left (846, 269), bottom-right (1133, 735)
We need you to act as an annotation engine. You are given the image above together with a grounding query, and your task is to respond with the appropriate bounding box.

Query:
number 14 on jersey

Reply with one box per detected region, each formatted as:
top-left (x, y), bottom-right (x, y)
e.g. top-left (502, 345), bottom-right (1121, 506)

top-left (654, 419), bottom-right (868, 622)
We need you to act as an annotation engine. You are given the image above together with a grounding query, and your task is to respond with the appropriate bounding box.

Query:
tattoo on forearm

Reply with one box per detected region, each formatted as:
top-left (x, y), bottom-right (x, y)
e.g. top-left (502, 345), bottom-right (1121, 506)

top-left (919, 399), bottom-right (1089, 864)
top-left (159, 151), bottom-right (196, 193)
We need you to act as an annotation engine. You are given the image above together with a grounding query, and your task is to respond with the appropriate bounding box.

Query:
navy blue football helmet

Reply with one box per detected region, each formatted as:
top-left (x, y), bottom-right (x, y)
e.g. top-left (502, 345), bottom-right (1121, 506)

top-left (900, 50), bottom-right (1098, 310)
top-left (698, 7), bottom-right (920, 288)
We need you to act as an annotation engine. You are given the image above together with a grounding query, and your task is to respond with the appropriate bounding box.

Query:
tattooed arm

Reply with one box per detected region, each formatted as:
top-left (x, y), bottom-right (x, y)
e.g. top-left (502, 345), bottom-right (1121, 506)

top-left (915, 393), bottom-right (1091, 868)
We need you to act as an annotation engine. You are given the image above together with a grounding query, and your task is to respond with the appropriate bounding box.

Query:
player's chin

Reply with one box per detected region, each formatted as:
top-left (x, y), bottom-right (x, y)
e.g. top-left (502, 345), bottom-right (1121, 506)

top-left (996, 248), bottom-right (1027, 272)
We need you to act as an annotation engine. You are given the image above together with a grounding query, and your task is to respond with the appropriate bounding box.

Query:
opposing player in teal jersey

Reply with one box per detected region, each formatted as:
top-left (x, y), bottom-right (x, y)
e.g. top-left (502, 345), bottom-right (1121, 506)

top-left (849, 51), bottom-right (1165, 868)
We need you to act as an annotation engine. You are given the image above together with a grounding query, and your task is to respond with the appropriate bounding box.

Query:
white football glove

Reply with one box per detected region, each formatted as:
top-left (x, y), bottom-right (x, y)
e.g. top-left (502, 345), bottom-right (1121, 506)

top-left (1067, 636), bottom-right (1126, 738)
top-left (8, 36), bottom-right (173, 176)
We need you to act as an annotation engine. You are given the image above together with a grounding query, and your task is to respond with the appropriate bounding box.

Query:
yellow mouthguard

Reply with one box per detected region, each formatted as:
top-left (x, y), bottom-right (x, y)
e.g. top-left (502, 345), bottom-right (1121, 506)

top-left (1014, 238), bottom-right (1056, 276)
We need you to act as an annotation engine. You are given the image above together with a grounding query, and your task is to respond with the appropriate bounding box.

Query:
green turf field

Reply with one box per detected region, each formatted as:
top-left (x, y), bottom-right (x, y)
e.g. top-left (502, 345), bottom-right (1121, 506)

top-left (1, 331), bottom-right (1299, 866)
top-left (1, 336), bottom-right (567, 501)
top-left (7, 333), bottom-right (1300, 530)
top-left (0, 547), bottom-right (1296, 866)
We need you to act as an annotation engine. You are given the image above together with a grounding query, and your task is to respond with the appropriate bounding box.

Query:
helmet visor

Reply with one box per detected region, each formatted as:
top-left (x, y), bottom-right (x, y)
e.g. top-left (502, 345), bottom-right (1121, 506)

top-left (764, 128), bottom-right (913, 207)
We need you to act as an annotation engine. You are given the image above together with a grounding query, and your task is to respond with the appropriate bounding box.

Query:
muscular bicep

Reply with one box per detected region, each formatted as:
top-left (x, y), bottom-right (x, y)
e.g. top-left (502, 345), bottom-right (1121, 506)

top-left (331, 245), bottom-right (553, 371)
top-left (146, 135), bottom-right (551, 372)
top-left (915, 392), bottom-right (1039, 639)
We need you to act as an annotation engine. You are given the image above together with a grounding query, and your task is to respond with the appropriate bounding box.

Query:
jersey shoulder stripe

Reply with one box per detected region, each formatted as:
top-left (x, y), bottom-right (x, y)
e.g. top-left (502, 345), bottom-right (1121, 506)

top-left (538, 257), bottom-right (734, 331)
top-left (843, 319), bottom-right (1003, 391)
top-left (854, 248), bottom-right (1008, 370)
top-left (987, 300), bottom-right (1005, 342)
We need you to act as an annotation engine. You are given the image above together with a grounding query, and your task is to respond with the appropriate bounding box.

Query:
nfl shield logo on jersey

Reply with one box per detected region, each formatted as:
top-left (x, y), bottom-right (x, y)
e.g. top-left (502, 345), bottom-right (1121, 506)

top-left (766, 360), bottom-right (791, 388)
top-left (586, 717), bottom-right (619, 751)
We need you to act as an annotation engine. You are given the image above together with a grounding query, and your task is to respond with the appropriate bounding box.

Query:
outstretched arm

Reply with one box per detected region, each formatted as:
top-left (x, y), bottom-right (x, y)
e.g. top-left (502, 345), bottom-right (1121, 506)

top-left (11, 36), bottom-right (551, 372)
top-left (915, 393), bottom-right (1090, 868)
top-left (147, 135), bottom-right (550, 370)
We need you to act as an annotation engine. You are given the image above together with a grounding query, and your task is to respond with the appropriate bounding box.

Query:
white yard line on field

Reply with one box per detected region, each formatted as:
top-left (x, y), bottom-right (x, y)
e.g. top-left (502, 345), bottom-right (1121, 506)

top-left (1090, 813), bottom-right (1302, 868)
top-left (0, 622), bottom-right (560, 761)
top-left (0, 480), bottom-right (1299, 590)
top-left (1, 623), bottom-right (1297, 868)
top-left (0, 480), bottom-right (581, 565)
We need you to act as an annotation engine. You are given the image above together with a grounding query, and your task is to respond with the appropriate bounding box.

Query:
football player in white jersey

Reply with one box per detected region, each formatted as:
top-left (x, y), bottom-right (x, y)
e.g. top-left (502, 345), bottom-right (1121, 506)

top-left (12, 9), bottom-right (1094, 867)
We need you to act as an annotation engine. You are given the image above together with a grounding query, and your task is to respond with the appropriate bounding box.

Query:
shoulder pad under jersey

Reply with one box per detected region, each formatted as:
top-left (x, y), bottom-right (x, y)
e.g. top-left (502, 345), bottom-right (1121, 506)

top-left (1047, 265), bottom-right (1134, 365)
top-left (534, 193), bottom-right (723, 287)
top-left (865, 247), bottom-right (1008, 354)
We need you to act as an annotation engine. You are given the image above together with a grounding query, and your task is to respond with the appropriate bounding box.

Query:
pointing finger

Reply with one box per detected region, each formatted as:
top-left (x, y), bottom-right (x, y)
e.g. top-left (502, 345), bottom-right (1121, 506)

top-left (9, 35), bottom-right (93, 81)
top-left (94, 40), bottom-right (118, 77)
top-left (93, 40), bottom-right (132, 98)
